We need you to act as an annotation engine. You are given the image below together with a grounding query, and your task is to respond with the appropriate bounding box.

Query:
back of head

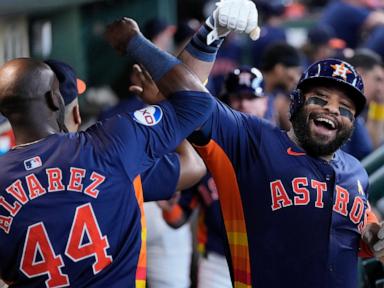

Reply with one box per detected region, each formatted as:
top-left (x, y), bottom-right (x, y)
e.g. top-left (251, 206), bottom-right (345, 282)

top-left (260, 42), bottom-right (301, 72)
top-left (345, 48), bottom-right (383, 71)
top-left (0, 58), bottom-right (54, 118)
top-left (221, 66), bottom-right (264, 103)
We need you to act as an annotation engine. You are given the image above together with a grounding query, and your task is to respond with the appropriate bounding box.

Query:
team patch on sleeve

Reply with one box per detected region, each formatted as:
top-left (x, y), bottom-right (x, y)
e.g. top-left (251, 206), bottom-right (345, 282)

top-left (133, 105), bottom-right (163, 126)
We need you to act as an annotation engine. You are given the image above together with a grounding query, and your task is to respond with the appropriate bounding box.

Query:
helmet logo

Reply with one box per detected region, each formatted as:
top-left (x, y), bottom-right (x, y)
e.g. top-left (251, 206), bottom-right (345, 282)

top-left (239, 72), bottom-right (252, 86)
top-left (330, 63), bottom-right (352, 80)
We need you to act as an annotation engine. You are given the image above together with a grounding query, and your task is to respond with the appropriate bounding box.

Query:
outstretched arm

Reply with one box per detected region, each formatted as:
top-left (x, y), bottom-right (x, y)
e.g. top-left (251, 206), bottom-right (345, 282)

top-left (105, 18), bottom-right (208, 97)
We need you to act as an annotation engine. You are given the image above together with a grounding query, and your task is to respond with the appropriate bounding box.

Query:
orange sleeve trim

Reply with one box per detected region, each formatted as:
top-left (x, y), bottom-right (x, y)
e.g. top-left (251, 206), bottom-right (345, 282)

top-left (195, 140), bottom-right (252, 287)
top-left (133, 176), bottom-right (147, 285)
top-left (367, 209), bottom-right (379, 224)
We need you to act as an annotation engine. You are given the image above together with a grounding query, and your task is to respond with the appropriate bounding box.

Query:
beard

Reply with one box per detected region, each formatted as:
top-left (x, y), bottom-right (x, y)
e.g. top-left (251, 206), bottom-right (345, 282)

top-left (291, 106), bottom-right (354, 157)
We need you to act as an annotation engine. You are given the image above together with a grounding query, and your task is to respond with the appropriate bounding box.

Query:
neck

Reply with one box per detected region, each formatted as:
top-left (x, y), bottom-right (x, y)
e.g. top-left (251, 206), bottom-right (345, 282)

top-left (287, 128), bottom-right (334, 162)
top-left (11, 118), bottom-right (60, 146)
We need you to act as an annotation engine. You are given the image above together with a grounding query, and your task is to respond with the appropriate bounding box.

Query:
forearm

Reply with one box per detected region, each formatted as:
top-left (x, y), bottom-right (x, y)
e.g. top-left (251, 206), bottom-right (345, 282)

top-left (177, 19), bottom-right (224, 84)
top-left (127, 33), bottom-right (209, 96)
top-left (176, 140), bottom-right (207, 190)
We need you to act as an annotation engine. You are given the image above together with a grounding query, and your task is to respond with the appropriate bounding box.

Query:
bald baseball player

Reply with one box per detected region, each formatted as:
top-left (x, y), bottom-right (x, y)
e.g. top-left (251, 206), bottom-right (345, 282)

top-left (0, 18), bottom-right (214, 287)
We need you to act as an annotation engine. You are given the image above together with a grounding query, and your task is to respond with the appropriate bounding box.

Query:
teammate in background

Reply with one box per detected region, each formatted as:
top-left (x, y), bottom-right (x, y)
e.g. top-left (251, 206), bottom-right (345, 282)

top-left (0, 17), bottom-right (214, 287)
top-left (259, 42), bottom-right (302, 130)
top-left (320, 0), bottom-right (384, 49)
top-left (346, 49), bottom-right (384, 149)
top-left (162, 66), bottom-right (267, 288)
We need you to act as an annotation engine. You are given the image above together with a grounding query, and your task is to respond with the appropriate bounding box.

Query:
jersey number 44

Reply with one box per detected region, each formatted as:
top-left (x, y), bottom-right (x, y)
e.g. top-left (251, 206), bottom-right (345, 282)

top-left (19, 203), bottom-right (112, 287)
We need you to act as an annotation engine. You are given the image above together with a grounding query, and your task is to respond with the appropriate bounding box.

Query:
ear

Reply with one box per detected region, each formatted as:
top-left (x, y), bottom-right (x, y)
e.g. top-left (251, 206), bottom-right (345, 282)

top-left (73, 104), bottom-right (82, 126)
top-left (45, 90), bottom-right (60, 111)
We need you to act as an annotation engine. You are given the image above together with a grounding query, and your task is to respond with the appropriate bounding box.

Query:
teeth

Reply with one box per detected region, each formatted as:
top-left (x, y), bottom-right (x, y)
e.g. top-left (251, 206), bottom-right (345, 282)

top-left (316, 117), bottom-right (336, 129)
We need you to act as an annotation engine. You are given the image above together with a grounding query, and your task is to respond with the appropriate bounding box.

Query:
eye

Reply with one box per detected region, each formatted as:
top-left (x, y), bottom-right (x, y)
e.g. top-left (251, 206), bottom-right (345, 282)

top-left (305, 96), bottom-right (327, 107)
top-left (339, 107), bottom-right (354, 122)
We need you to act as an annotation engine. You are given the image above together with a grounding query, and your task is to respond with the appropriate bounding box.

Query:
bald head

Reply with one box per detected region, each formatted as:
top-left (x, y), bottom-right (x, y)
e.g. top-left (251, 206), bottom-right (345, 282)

top-left (0, 58), bottom-right (67, 140)
top-left (0, 58), bottom-right (56, 109)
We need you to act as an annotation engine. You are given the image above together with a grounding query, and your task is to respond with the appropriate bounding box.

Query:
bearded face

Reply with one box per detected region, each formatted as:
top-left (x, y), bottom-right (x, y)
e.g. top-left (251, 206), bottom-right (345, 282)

top-left (290, 87), bottom-right (356, 158)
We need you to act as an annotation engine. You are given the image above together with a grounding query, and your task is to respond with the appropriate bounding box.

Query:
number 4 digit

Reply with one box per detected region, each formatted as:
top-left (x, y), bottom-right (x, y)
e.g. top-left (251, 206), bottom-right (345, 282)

top-left (20, 223), bottom-right (69, 288)
top-left (65, 203), bottom-right (112, 274)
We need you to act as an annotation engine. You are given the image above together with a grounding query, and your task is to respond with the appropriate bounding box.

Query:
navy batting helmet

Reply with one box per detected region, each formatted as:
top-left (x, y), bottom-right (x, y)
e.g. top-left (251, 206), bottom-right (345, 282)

top-left (222, 66), bottom-right (264, 103)
top-left (290, 58), bottom-right (366, 118)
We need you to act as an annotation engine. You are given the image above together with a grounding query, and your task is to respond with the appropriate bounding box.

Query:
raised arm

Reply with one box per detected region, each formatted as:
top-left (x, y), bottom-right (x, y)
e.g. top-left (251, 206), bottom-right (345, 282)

top-left (105, 18), bottom-right (208, 97)
top-left (130, 0), bottom-right (260, 104)
top-left (179, 0), bottom-right (260, 83)
top-left (105, 18), bottom-right (214, 153)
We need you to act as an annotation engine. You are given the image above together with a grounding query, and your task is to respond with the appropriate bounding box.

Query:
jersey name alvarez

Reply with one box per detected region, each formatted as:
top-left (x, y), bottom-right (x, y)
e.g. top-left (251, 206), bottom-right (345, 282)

top-left (0, 167), bottom-right (105, 234)
top-left (270, 177), bottom-right (367, 231)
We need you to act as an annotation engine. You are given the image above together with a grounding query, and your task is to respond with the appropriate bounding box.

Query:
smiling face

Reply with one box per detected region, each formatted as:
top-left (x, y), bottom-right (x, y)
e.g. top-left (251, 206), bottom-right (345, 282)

top-left (291, 86), bottom-right (356, 158)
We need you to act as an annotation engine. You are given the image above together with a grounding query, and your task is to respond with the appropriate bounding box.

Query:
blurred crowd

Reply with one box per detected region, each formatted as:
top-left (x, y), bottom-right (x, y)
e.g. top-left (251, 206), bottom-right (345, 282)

top-left (1, 0), bottom-right (384, 287)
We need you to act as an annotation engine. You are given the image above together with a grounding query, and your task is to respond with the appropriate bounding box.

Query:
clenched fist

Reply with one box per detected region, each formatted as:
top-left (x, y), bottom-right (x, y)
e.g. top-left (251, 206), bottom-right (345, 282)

top-left (105, 17), bottom-right (141, 55)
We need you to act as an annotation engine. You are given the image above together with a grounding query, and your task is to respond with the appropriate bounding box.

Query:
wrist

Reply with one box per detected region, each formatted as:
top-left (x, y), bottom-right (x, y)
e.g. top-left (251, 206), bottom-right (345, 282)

top-left (185, 23), bottom-right (224, 62)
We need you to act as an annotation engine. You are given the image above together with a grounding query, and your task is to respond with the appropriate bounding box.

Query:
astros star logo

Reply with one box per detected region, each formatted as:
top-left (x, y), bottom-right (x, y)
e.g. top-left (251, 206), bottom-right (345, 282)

top-left (330, 63), bottom-right (352, 80)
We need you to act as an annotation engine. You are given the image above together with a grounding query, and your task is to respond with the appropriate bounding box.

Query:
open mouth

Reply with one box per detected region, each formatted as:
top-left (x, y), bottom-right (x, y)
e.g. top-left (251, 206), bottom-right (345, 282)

top-left (313, 116), bottom-right (337, 131)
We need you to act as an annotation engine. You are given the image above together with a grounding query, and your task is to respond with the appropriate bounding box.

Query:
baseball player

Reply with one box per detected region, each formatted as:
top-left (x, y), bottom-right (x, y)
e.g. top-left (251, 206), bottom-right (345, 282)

top-left (0, 18), bottom-right (214, 288)
top-left (188, 57), bottom-right (383, 288)
top-left (128, 1), bottom-right (384, 287)
top-left (162, 66), bottom-right (267, 288)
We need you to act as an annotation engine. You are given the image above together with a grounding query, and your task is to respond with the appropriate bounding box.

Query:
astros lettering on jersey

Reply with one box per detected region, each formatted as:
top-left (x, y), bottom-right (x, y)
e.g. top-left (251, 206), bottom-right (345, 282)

top-left (192, 99), bottom-right (373, 288)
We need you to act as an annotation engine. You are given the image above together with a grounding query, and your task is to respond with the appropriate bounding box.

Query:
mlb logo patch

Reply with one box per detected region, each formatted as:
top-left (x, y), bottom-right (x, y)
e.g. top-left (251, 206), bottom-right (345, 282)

top-left (133, 105), bottom-right (163, 126)
top-left (24, 156), bottom-right (42, 171)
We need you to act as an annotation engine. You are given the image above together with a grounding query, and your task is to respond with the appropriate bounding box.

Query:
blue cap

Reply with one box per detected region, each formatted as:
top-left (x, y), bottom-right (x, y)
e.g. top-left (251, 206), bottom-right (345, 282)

top-left (297, 58), bottom-right (366, 115)
top-left (44, 59), bottom-right (86, 105)
top-left (224, 66), bottom-right (264, 97)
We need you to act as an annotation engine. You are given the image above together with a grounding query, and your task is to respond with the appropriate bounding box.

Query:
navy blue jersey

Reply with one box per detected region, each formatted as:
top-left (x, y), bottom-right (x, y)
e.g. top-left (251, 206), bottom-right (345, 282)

top-left (142, 153), bottom-right (180, 202)
top-left (0, 91), bottom-right (213, 287)
top-left (191, 99), bottom-right (371, 288)
top-left (97, 95), bottom-right (181, 202)
top-left (179, 173), bottom-right (227, 257)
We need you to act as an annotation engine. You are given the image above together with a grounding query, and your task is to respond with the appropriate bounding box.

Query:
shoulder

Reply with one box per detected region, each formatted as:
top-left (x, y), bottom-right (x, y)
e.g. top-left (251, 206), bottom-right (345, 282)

top-left (336, 149), bottom-right (368, 178)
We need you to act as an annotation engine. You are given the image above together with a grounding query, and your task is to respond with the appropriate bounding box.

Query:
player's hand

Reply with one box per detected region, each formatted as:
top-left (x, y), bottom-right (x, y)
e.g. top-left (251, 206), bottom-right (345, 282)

top-left (129, 64), bottom-right (165, 104)
top-left (206, 0), bottom-right (260, 45)
top-left (362, 222), bottom-right (384, 263)
top-left (105, 17), bottom-right (141, 55)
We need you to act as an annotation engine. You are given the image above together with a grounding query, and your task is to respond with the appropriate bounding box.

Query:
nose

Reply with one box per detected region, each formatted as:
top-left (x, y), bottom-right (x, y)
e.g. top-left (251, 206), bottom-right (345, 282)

top-left (322, 99), bottom-right (340, 116)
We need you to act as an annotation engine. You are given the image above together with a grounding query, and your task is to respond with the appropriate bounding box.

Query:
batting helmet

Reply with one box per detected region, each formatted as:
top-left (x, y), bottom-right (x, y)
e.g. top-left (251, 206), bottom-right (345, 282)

top-left (290, 58), bottom-right (366, 118)
top-left (222, 66), bottom-right (264, 103)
